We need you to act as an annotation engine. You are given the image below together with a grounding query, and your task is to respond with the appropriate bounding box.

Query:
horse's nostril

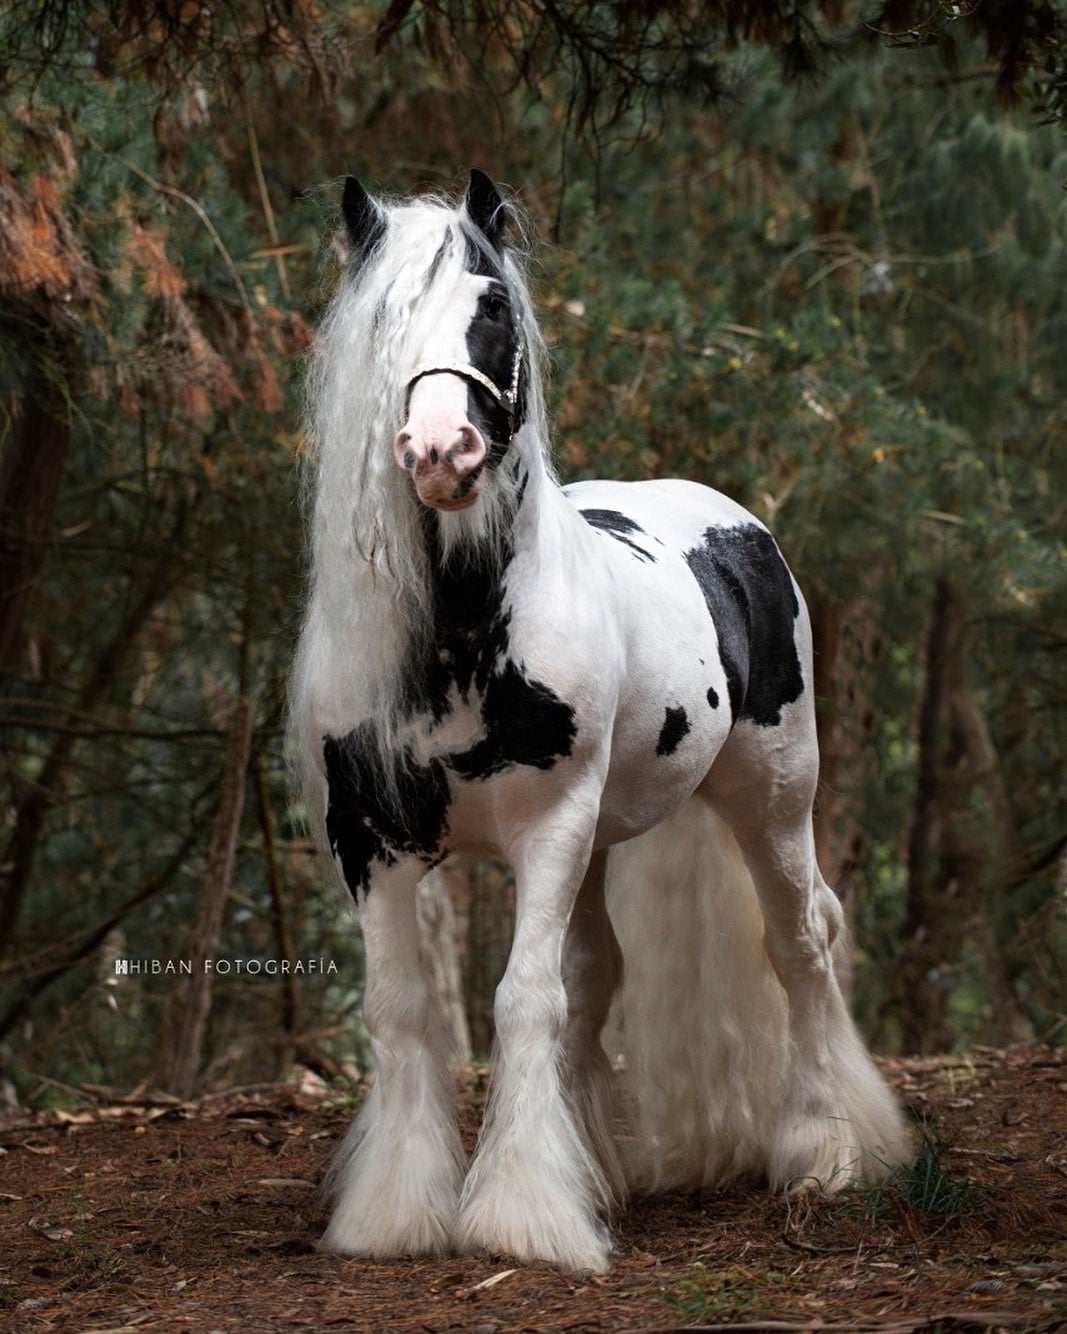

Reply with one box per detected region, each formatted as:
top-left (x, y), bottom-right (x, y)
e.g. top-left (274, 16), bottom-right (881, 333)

top-left (453, 425), bottom-right (487, 474)
top-left (395, 431), bottom-right (416, 472)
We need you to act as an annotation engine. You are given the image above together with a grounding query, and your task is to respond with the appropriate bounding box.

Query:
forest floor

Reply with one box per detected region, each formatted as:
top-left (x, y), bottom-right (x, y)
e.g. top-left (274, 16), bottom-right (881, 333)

top-left (1, 1046), bottom-right (1064, 1332)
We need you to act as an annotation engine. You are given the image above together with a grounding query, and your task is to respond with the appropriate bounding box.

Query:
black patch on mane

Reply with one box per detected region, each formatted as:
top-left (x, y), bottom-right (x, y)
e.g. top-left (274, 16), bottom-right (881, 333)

top-left (683, 524), bottom-right (804, 728)
top-left (426, 233), bottom-right (453, 286)
top-left (656, 705), bottom-right (690, 757)
top-left (578, 509), bottom-right (656, 563)
top-left (463, 225), bottom-right (502, 279)
top-left (323, 728), bottom-right (450, 897)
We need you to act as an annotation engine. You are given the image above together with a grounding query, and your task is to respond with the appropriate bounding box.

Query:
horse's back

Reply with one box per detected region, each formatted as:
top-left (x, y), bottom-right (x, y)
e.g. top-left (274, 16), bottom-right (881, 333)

top-left (563, 476), bottom-right (760, 555)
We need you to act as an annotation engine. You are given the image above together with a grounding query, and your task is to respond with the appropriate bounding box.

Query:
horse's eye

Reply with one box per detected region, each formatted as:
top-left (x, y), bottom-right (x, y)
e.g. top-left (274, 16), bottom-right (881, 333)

top-left (483, 293), bottom-right (508, 321)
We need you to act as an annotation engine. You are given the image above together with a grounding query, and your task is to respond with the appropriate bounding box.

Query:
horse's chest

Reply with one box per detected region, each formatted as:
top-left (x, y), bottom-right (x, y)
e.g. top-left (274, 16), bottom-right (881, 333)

top-left (322, 640), bottom-right (578, 896)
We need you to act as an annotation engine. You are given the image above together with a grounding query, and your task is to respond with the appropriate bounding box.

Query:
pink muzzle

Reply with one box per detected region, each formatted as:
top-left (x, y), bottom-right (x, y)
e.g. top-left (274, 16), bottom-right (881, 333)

top-left (394, 350), bottom-right (521, 510)
top-left (393, 415), bottom-right (487, 511)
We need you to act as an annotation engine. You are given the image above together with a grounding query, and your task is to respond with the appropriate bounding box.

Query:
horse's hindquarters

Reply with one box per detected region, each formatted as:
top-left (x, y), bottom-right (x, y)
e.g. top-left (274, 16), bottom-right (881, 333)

top-left (606, 797), bottom-right (912, 1194)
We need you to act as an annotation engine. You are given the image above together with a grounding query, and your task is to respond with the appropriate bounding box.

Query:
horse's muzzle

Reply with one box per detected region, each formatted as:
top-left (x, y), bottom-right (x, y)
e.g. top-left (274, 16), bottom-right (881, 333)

top-left (394, 420), bottom-right (487, 511)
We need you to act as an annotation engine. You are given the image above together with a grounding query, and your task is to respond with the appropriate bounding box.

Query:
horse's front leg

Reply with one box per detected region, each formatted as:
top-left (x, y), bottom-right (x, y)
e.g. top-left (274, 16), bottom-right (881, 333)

top-left (453, 796), bottom-right (614, 1272)
top-left (321, 858), bottom-right (465, 1257)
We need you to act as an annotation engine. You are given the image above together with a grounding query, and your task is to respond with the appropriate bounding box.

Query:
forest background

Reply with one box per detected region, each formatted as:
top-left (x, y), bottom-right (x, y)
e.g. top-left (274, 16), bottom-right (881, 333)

top-left (1, 0), bottom-right (1064, 1107)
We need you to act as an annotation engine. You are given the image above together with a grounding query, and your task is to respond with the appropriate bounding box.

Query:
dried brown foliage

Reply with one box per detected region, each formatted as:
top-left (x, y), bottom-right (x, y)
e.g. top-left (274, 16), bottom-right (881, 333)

top-left (0, 165), bottom-right (95, 313)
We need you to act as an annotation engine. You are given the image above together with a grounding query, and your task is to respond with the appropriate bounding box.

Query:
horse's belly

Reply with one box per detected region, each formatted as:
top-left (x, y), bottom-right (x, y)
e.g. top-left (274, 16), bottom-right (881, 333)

top-left (593, 663), bottom-right (733, 847)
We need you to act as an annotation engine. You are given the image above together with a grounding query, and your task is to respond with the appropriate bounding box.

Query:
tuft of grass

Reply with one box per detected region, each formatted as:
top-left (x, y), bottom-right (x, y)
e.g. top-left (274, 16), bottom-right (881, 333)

top-left (463, 1060), bottom-right (493, 1104)
top-left (865, 1121), bottom-right (994, 1229)
top-left (664, 1265), bottom-right (782, 1322)
top-left (317, 1073), bottom-right (365, 1113)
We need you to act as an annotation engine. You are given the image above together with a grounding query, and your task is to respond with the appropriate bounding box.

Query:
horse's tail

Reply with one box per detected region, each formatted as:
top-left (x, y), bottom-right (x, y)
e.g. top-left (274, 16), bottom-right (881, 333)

top-left (607, 796), bottom-right (887, 1192)
top-left (604, 797), bottom-right (787, 1189)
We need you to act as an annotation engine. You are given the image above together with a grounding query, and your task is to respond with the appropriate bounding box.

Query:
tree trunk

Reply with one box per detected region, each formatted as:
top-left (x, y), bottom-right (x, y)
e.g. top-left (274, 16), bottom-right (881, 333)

top-left (0, 357), bottom-right (72, 682)
top-left (464, 859), bottom-right (514, 1058)
top-left (0, 529), bottom-right (185, 962)
top-left (162, 696), bottom-right (255, 1098)
top-left (947, 687), bottom-right (1033, 1044)
top-left (811, 598), bottom-right (841, 881)
top-left (252, 748), bottom-right (300, 1073)
top-left (898, 578), bottom-right (964, 1053)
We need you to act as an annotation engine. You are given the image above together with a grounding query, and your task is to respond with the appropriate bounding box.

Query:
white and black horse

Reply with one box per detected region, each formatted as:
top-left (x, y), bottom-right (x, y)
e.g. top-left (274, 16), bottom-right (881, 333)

top-left (291, 171), bottom-right (911, 1272)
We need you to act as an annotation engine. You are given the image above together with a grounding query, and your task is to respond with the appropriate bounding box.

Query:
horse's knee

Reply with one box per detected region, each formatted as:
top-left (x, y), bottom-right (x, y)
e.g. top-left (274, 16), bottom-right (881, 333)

top-left (364, 978), bottom-right (432, 1044)
top-left (494, 966), bottom-right (567, 1047)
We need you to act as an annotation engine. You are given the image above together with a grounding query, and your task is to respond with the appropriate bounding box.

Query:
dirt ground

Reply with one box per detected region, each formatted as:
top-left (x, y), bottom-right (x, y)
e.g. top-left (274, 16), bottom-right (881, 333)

top-left (1, 1046), bottom-right (1064, 1332)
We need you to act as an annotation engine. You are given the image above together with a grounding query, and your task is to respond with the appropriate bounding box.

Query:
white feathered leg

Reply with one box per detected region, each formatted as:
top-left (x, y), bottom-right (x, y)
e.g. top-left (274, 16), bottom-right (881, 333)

top-left (705, 725), bottom-right (912, 1192)
top-left (608, 788), bottom-right (910, 1196)
top-left (454, 817), bottom-right (615, 1272)
top-left (321, 863), bottom-right (465, 1257)
top-left (722, 801), bottom-right (910, 1190)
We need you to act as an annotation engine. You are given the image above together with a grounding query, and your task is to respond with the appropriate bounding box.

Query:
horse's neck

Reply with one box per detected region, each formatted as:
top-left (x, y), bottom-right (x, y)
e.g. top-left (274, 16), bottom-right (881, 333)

top-left (426, 441), bottom-right (556, 608)
top-left (421, 514), bottom-right (510, 634)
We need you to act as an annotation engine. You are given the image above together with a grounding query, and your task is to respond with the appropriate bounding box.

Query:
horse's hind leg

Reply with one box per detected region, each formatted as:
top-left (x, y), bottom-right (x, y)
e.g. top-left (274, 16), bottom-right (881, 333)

top-left (705, 729), bottom-right (910, 1191)
top-left (561, 850), bottom-right (627, 1207)
top-left (320, 859), bottom-right (465, 1257)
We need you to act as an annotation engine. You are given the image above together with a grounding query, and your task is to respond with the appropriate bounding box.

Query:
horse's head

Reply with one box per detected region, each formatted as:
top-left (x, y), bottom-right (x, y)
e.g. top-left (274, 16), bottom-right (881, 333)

top-left (343, 170), bottom-right (525, 514)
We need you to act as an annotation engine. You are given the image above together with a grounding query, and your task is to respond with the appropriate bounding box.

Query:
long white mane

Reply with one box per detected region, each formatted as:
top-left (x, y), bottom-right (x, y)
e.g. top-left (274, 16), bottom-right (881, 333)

top-left (292, 189), bottom-right (553, 792)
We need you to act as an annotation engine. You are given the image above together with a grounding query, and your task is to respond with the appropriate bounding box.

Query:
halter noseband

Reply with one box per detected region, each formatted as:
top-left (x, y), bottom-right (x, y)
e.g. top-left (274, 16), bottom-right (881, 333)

top-left (405, 337), bottom-right (525, 435)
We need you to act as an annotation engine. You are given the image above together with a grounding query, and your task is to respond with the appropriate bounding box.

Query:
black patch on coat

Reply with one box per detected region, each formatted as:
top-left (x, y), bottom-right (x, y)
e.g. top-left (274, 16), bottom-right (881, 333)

top-left (706, 685), bottom-right (720, 710)
top-left (451, 660), bottom-right (577, 780)
top-left (656, 705), bottom-right (690, 757)
top-left (400, 516), bottom-right (577, 771)
top-left (323, 727), bottom-right (450, 897)
top-left (324, 631), bottom-right (577, 897)
top-left (578, 509), bottom-right (656, 563)
top-left (400, 514), bottom-right (512, 725)
top-left (464, 279), bottom-right (525, 462)
top-left (683, 524), bottom-right (804, 728)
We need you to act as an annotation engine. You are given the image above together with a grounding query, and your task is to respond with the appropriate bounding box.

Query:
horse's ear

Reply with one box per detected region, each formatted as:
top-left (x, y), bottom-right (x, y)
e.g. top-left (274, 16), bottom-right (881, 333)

top-left (465, 168), bottom-right (506, 252)
top-left (342, 176), bottom-right (385, 254)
